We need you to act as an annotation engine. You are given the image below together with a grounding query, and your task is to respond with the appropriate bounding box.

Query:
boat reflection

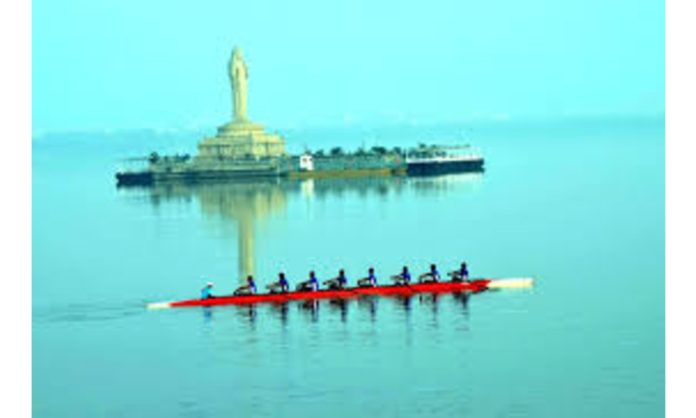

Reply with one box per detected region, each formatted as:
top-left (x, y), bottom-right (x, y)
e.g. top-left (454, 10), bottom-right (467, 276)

top-left (357, 296), bottom-right (378, 322)
top-left (195, 291), bottom-right (476, 329)
top-left (202, 306), bottom-right (213, 324)
top-left (419, 293), bottom-right (441, 313)
top-left (395, 295), bottom-right (413, 316)
top-left (270, 302), bottom-right (290, 327)
top-left (236, 304), bottom-right (257, 329)
top-left (328, 299), bottom-right (349, 323)
top-left (452, 291), bottom-right (471, 317)
top-left (298, 299), bottom-right (320, 323)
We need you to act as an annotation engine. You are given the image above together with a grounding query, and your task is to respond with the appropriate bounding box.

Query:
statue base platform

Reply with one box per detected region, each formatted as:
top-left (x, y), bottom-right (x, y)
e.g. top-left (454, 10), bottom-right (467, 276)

top-left (197, 119), bottom-right (286, 161)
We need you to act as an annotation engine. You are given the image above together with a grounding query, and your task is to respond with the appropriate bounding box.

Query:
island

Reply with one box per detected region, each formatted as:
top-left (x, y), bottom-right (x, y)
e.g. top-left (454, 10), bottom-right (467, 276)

top-left (115, 47), bottom-right (484, 187)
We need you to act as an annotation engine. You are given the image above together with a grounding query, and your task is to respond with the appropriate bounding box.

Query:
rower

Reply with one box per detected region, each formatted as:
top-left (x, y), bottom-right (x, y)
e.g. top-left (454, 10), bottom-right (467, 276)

top-left (296, 271), bottom-right (320, 292)
top-left (324, 269), bottom-right (348, 290)
top-left (448, 262), bottom-right (469, 282)
top-left (391, 266), bottom-right (411, 285)
top-left (357, 267), bottom-right (378, 287)
top-left (419, 264), bottom-right (441, 283)
top-left (267, 272), bottom-right (290, 293)
top-left (234, 275), bottom-right (257, 296)
top-left (200, 282), bottom-right (215, 299)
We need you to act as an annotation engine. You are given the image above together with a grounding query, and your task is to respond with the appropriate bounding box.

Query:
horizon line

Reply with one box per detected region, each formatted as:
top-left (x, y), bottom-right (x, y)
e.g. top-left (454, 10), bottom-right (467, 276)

top-left (31, 112), bottom-right (665, 140)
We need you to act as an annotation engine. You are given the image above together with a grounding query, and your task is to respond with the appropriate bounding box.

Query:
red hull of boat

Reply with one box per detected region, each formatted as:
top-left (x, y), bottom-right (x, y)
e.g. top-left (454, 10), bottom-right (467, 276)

top-left (169, 279), bottom-right (491, 308)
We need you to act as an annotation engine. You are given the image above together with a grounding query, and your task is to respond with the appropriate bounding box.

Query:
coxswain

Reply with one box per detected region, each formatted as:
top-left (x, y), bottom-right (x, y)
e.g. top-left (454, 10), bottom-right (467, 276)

top-left (391, 266), bottom-right (411, 285)
top-left (200, 282), bottom-right (215, 299)
top-left (418, 264), bottom-right (441, 283)
top-left (296, 271), bottom-right (320, 292)
top-left (324, 269), bottom-right (348, 290)
top-left (234, 275), bottom-right (257, 295)
top-left (268, 272), bottom-right (290, 293)
top-left (448, 262), bottom-right (469, 282)
top-left (357, 267), bottom-right (378, 287)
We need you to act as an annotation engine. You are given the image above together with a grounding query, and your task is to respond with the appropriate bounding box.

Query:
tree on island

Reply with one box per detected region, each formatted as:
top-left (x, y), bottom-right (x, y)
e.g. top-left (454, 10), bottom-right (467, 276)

top-left (148, 151), bottom-right (160, 164)
top-left (370, 146), bottom-right (387, 155)
top-left (313, 149), bottom-right (325, 157)
top-left (330, 146), bottom-right (344, 156)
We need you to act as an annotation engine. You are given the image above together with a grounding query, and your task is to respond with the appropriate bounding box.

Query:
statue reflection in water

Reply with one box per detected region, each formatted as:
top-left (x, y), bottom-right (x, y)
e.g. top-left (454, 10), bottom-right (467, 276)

top-left (130, 174), bottom-right (483, 324)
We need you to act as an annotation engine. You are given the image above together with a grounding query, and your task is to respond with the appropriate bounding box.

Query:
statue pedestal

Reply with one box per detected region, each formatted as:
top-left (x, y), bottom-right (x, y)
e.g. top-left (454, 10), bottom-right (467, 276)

top-left (197, 120), bottom-right (286, 161)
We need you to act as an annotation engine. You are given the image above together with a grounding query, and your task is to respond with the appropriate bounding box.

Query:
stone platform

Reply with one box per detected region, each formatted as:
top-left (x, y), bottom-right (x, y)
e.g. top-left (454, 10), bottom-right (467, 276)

top-left (196, 120), bottom-right (286, 161)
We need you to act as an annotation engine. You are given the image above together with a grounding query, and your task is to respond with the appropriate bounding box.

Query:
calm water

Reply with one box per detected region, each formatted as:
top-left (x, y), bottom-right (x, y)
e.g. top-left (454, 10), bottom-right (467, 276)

top-left (33, 118), bottom-right (664, 417)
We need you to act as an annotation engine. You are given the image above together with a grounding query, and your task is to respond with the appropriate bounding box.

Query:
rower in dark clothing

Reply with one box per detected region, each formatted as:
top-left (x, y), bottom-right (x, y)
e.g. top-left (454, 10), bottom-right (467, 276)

top-left (296, 270), bottom-right (320, 292)
top-left (324, 269), bottom-right (348, 290)
top-left (267, 272), bottom-right (290, 293)
top-left (448, 262), bottom-right (469, 282)
top-left (234, 275), bottom-right (257, 295)
top-left (357, 267), bottom-right (378, 287)
top-left (390, 266), bottom-right (412, 285)
top-left (418, 264), bottom-right (441, 283)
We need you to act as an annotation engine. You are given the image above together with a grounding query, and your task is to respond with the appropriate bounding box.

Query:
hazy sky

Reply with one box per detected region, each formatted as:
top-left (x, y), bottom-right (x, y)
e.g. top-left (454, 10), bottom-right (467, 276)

top-left (33, 0), bottom-right (664, 132)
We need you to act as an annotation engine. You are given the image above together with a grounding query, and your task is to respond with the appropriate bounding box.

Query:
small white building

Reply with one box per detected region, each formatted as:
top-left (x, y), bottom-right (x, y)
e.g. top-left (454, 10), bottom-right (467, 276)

top-left (299, 153), bottom-right (314, 171)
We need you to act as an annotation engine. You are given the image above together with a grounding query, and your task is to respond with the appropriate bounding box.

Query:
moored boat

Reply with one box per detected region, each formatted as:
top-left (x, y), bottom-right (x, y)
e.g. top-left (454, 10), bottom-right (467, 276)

top-left (406, 144), bottom-right (484, 176)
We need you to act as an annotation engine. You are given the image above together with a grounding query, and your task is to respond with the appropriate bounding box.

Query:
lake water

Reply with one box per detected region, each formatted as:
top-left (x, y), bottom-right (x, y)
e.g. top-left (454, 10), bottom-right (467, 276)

top-left (33, 117), bottom-right (664, 418)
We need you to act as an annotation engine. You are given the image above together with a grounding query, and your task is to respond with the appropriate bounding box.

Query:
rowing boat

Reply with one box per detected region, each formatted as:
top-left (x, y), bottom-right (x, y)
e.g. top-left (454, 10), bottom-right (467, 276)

top-left (147, 278), bottom-right (534, 309)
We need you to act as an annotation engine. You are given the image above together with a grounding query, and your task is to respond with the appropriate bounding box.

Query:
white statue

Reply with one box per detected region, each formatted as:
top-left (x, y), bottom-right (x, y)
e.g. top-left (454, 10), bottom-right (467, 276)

top-left (228, 47), bottom-right (249, 122)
